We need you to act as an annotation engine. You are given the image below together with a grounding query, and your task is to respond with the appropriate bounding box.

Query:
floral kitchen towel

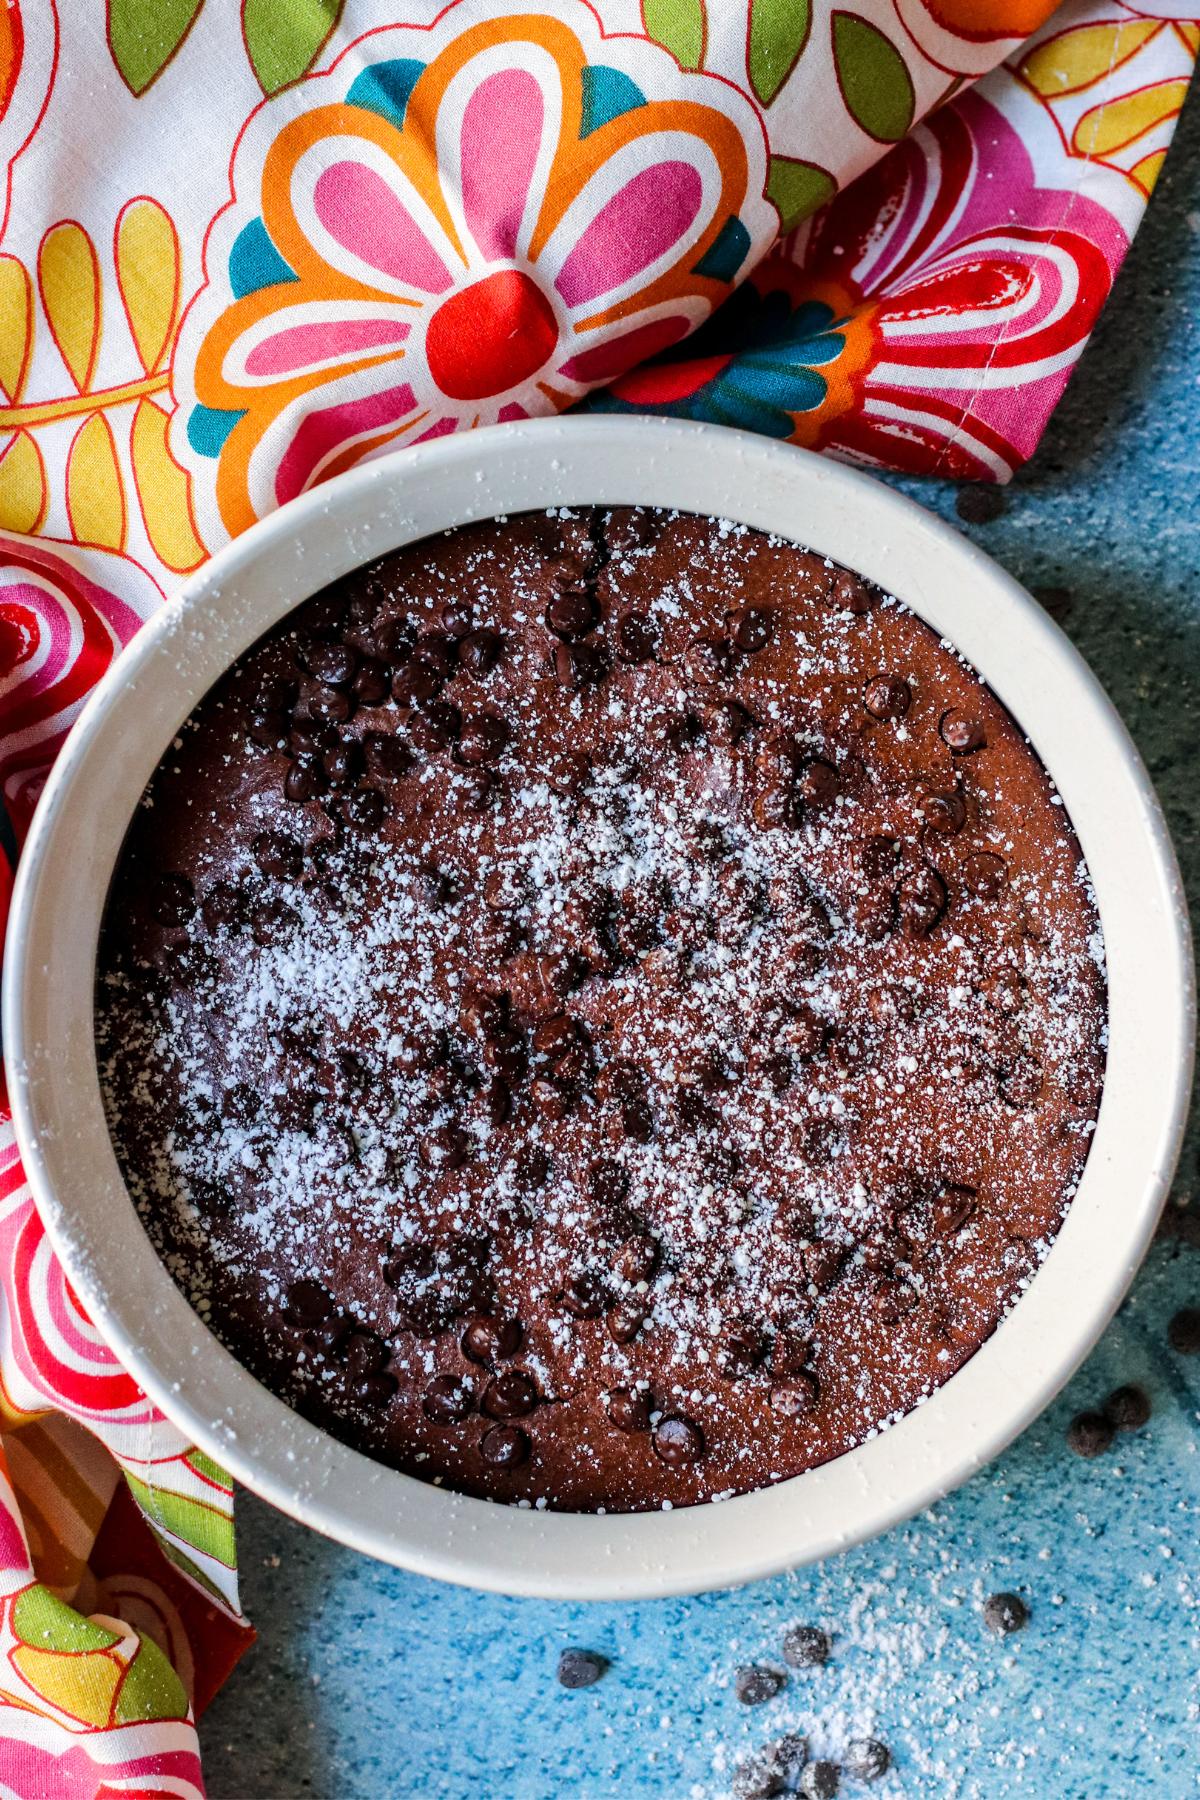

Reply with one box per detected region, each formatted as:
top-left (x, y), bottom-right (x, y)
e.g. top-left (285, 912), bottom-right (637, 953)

top-left (0, 1), bottom-right (1193, 1793)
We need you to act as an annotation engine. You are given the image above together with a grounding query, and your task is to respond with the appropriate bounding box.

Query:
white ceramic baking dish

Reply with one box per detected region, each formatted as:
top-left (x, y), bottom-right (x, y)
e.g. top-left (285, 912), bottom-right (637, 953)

top-left (3, 417), bottom-right (1193, 1598)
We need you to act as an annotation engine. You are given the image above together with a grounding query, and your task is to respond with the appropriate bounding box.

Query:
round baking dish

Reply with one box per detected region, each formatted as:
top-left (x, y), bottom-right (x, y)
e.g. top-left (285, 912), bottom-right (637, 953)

top-left (4, 418), bottom-right (1193, 1599)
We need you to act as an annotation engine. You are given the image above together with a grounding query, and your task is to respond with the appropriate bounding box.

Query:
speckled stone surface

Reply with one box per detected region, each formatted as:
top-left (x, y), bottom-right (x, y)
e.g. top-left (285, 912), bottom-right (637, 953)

top-left (199, 89), bottom-right (1200, 1800)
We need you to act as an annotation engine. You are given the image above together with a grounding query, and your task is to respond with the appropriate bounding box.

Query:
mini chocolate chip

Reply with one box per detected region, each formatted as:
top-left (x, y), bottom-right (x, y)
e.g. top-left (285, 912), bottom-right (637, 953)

top-left (339, 786), bottom-right (385, 833)
top-left (483, 865), bottom-right (531, 911)
top-left (770, 1373), bottom-right (820, 1417)
top-left (409, 699), bottom-right (461, 752)
top-left (513, 1144), bottom-right (551, 1190)
top-left (480, 1422), bottom-right (529, 1469)
top-left (933, 1184), bottom-right (977, 1235)
top-left (323, 738), bottom-right (365, 787)
top-left (422, 1373), bottom-right (474, 1423)
top-left (606, 1299), bottom-right (647, 1344)
top-left (897, 866), bottom-right (947, 937)
top-left (247, 710), bottom-right (287, 748)
top-left (962, 851), bottom-right (1008, 899)
top-left (370, 614), bottom-right (412, 661)
top-left (351, 658), bottom-right (389, 705)
top-left (531, 1076), bottom-right (572, 1120)
top-left (615, 1234), bottom-right (660, 1286)
top-left (716, 1323), bottom-right (766, 1378)
top-left (355, 1371), bottom-right (398, 1409)
top-left (283, 1278), bottom-right (334, 1327)
top-left (1104, 1384), bottom-right (1151, 1431)
top-left (304, 640), bottom-right (357, 686)
top-left (615, 612), bottom-right (657, 662)
top-left (284, 757), bottom-right (323, 802)
top-left (461, 1316), bottom-right (522, 1365)
top-left (1168, 1307), bottom-right (1200, 1353)
top-left (799, 1762), bottom-right (839, 1799)
top-left (619, 1096), bottom-right (655, 1143)
top-left (999, 1057), bottom-right (1044, 1109)
top-left (431, 597), bottom-right (473, 640)
top-left (557, 1649), bottom-right (607, 1689)
top-left (561, 1272), bottom-right (606, 1319)
top-left (605, 1386), bottom-right (651, 1432)
top-left (731, 1756), bottom-right (783, 1800)
top-left (770, 1327), bottom-right (813, 1378)
top-left (251, 829), bottom-right (302, 880)
top-left (308, 683), bottom-right (353, 724)
top-left (797, 759), bottom-right (839, 808)
top-left (151, 873), bottom-right (195, 927)
top-left (413, 636), bottom-right (458, 678)
top-left (781, 1624), bottom-right (829, 1668)
top-left (420, 1124), bottom-right (471, 1171)
top-left (546, 589), bottom-right (598, 638)
top-left (982, 1591), bottom-right (1028, 1635)
top-left (652, 1413), bottom-right (704, 1467)
top-left (1067, 1410), bottom-right (1113, 1458)
top-left (863, 675), bottom-right (911, 720)
top-left (940, 707), bottom-right (986, 752)
top-left (587, 1157), bottom-right (630, 1210)
top-left (871, 1278), bottom-right (918, 1323)
top-left (919, 786), bottom-right (966, 834)
top-left (459, 710), bottom-right (511, 765)
top-left (956, 483), bottom-right (1006, 523)
top-left (362, 730), bottom-right (413, 781)
top-left (553, 639), bottom-right (610, 688)
top-left (344, 1329), bottom-right (389, 1379)
top-left (734, 1664), bottom-right (784, 1707)
top-left (829, 569), bottom-right (876, 614)
top-left (685, 633), bottom-right (733, 681)
top-left (860, 834), bottom-right (901, 880)
top-left (844, 1738), bottom-right (890, 1782)
top-left (482, 1369), bottom-right (538, 1419)
top-left (458, 627), bottom-right (503, 675)
top-left (728, 606), bottom-right (772, 652)
top-left (484, 1032), bottom-right (528, 1085)
top-left (391, 661), bottom-right (444, 708)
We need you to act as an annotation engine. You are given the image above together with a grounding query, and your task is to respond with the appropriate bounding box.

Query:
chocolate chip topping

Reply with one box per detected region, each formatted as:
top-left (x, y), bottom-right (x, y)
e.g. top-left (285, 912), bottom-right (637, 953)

top-left (96, 507), bottom-right (1105, 1514)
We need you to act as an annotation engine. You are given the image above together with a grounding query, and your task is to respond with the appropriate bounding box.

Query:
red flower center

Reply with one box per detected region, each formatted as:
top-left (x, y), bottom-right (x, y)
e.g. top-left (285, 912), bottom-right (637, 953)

top-left (425, 269), bottom-right (559, 402)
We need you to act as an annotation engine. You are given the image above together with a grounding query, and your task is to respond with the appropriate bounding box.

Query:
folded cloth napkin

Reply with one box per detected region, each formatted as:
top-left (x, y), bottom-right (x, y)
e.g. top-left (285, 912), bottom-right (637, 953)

top-left (0, 2), bottom-right (1192, 1790)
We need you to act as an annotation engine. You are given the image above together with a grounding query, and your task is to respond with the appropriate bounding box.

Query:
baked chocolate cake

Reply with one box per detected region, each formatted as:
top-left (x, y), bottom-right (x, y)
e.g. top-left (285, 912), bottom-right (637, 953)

top-left (95, 508), bottom-right (1107, 1511)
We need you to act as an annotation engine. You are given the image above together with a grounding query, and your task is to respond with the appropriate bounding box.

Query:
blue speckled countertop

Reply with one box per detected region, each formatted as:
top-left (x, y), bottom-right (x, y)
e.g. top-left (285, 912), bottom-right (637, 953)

top-left (200, 88), bottom-right (1200, 1800)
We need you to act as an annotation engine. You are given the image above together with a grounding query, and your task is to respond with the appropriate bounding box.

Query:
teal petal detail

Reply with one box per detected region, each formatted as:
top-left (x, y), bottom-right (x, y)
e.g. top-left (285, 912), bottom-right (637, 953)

top-left (692, 216), bottom-right (751, 284)
top-left (187, 404), bottom-right (245, 459)
top-left (346, 59), bottom-right (425, 130)
top-left (229, 219), bottom-right (296, 300)
top-left (580, 65), bottom-right (645, 136)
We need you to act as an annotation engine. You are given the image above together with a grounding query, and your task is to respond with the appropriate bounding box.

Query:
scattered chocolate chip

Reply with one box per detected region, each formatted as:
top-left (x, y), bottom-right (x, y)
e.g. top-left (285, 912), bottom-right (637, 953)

top-left (615, 612), bottom-right (657, 662)
top-left (606, 1299), bottom-right (647, 1345)
top-left (781, 1624), bottom-right (829, 1667)
top-left (561, 1272), bottom-right (606, 1319)
top-left (308, 683), bottom-right (354, 725)
top-left (962, 851), bottom-right (1007, 899)
top-left (615, 1234), bottom-right (660, 1285)
top-left (728, 607), bottom-right (772, 652)
top-left (453, 626), bottom-right (502, 677)
top-left (797, 759), bottom-right (840, 808)
top-left (458, 710), bottom-right (511, 765)
top-left (734, 1664), bottom-right (785, 1707)
top-left (863, 676), bottom-right (911, 720)
top-left (998, 1057), bottom-right (1043, 1109)
top-left (919, 786), bottom-right (966, 835)
top-left (391, 661), bottom-right (444, 708)
top-left (362, 730), bottom-right (412, 781)
top-left (844, 1738), bottom-right (890, 1782)
top-left (557, 1648), bottom-right (608, 1689)
top-left (323, 738), bottom-right (365, 787)
top-left (480, 1368), bottom-right (538, 1420)
top-left (422, 1374), bottom-right (474, 1423)
top-left (770, 1374), bottom-right (820, 1417)
top-left (431, 598), bottom-right (473, 640)
top-left (605, 1386), bottom-right (651, 1432)
top-left (461, 1316), bottom-right (522, 1365)
top-left (1067, 1410), bottom-right (1113, 1459)
top-left (480, 1422), bottom-right (529, 1468)
top-left (1168, 1307), bottom-right (1200, 1354)
top-left (652, 1413), bottom-right (705, 1467)
top-left (419, 1124), bottom-right (471, 1171)
top-left (546, 589), bottom-right (599, 639)
top-left (351, 658), bottom-right (389, 705)
top-left (940, 708), bottom-right (986, 753)
top-left (283, 1278), bottom-right (334, 1328)
top-left (303, 640), bottom-right (357, 686)
top-left (354, 1370), bottom-right (399, 1408)
top-left (982, 1591), bottom-right (1028, 1635)
top-left (860, 834), bottom-right (900, 880)
top-left (955, 483), bottom-right (1006, 524)
top-left (1104, 1384), bottom-right (1151, 1431)
top-left (829, 569), bottom-right (876, 614)
top-left (897, 866), bottom-right (947, 937)
top-left (716, 1323), bottom-right (766, 1378)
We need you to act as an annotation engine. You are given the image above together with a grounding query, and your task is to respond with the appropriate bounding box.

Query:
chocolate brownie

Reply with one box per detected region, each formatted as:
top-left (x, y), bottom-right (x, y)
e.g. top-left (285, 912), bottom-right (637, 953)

top-left (95, 508), bottom-right (1107, 1512)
